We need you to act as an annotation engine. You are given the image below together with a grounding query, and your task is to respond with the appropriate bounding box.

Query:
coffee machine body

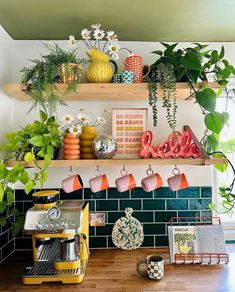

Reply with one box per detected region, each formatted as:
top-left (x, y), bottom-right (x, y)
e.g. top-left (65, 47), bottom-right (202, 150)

top-left (22, 190), bottom-right (89, 284)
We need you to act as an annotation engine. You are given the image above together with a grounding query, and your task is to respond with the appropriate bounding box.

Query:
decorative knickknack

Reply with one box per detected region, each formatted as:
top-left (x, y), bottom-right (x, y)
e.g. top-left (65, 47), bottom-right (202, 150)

top-left (112, 208), bottom-right (144, 250)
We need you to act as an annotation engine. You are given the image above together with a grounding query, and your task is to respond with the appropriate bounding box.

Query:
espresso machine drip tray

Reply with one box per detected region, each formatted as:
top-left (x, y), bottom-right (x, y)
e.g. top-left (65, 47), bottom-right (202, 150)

top-left (23, 260), bottom-right (88, 284)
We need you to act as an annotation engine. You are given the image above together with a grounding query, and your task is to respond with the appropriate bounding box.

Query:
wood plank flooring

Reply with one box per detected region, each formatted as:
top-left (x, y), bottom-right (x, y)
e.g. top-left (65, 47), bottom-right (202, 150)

top-left (0, 245), bottom-right (234, 292)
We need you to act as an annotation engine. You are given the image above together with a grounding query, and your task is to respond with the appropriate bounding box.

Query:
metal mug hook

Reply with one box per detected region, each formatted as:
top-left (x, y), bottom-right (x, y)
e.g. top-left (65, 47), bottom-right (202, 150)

top-left (172, 164), bottom-right (180, 176)
top-left (120, 165), bottom-right (128, 176)
top-left (146, 165), bottom-right (154, 176)
top-left (94, 165), bottom-right (101, 177)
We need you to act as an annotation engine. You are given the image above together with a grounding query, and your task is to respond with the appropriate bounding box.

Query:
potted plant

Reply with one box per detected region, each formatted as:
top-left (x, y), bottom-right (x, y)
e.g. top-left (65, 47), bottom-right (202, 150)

top-left (21, 42), bottom-right (87, 116)
top-left (148, 42), bottom-right (235, 154)
top-left (0, 111), bottom-right (61, 235)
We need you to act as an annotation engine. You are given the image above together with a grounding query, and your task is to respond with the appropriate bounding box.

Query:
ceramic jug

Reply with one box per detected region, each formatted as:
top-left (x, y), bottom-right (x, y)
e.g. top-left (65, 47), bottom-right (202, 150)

top-left (86, 48), bottom-right (118, 83)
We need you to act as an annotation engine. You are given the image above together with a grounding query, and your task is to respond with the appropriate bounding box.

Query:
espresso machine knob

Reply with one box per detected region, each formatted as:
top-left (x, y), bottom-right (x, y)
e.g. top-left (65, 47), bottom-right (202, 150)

top-left (36, 222), bottom-right (42, 229)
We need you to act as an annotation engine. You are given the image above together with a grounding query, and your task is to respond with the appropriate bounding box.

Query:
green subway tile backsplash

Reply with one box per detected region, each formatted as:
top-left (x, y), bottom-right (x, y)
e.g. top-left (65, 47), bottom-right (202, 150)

top-left (177, 187), bottom-right (200, 198)
top-left (131, 188), bottom-right (153, 198)
top-left (96, 200), bottom-right (118, 211)
top-left (143, 223), bottom-right (165, 235)
top-left (14, 186), bottom-right (212, 252)
top-left (120, 199), bottom-right (141, 210)
top-left (190, 199), bottom-right (211, 210)
top-left (201, 187), bottom-right (212, 197)
top-left (108, 188), bottom-right (129, 199)
top-left (143, 199), bottom-right (165, 210)
top-left (167, 199), bottom-right (188, 210)
top-left (154, 187), bottom-right (176, 198)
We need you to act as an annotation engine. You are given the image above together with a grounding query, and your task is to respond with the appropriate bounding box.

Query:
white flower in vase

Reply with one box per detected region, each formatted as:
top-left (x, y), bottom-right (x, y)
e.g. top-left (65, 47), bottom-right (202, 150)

top-left (106, 31), bottom-right (118, 42)
top-left (77, 112), bottom-right (91, 126)
top-left (68, 35), bottom-right (76, 46)
top-left (58, 125), bottom-right (66, 135)
top-left (68, 125), bottom-right (82, 136)
top-left (108, 43), bottom-right (121, 54)
top-left (91, 23), bottom-right (101, 29)
top-left (62, 113), bottom-right (75, 125)
top-left (81, 28), bottom-right (91, 40)
top-left (98, 116), bottom-right (106, 124)
top-left (93, 28), bottom-right (105, 40)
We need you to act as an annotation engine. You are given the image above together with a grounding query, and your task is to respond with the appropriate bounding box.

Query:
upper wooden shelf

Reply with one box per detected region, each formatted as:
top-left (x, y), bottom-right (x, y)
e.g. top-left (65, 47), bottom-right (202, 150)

top-left (3, 82), bottom-right (220, 101)
top-left (5, 158), bottom-right (227, 168)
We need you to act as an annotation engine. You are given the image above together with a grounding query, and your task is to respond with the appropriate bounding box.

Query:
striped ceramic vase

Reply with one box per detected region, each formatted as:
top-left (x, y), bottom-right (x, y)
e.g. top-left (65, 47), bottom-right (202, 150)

top-left (63, 133), bottom-right (80, 160)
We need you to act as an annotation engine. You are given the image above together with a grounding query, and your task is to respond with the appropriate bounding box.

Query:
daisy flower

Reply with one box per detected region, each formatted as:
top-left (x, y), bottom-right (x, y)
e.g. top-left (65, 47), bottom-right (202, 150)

top-left (77, 112), bottom-right (91, 126)
top-left (68, 35), bottom-right (76, 46)
top-left (108, 43), bottom-right (120, 54)
top-left (93, 29), bottom-right (105, 40)
top-left (98, 116), bottom-right (106, 124)
top-left (61, 113), bottom-right (74, 125)
top-left (106, 31), bottom-right (118, 42)
top-left (91, 23), bottom-right (101, 30)
top-left (69, 125), bottom-right (82, 136)
top-left (81, 28), bottom-right (91, 40)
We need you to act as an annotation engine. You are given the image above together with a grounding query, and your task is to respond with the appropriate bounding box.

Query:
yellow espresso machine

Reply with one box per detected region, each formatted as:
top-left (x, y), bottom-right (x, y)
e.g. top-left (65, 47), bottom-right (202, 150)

top-left (23, 190), bottom-right (89, 284)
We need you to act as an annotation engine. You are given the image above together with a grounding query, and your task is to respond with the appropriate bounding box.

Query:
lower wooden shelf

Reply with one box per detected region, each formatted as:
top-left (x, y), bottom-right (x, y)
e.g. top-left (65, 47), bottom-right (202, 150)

top-left (5, 158), bottom-right (227, 168)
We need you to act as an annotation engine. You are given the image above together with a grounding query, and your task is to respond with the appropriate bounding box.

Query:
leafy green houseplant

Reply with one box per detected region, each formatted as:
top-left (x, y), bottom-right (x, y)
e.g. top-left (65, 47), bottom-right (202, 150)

top-left (21, 43), bottom-right (87, 116)
top-left (148, 42), bottom-right (235, 153)
top-left (0, 111), bottom-right (61, 235)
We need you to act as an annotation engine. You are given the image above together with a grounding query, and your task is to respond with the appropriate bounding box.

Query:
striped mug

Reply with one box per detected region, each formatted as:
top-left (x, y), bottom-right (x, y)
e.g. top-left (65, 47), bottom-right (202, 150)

top-left (89, 174), bottom-right (109, 193)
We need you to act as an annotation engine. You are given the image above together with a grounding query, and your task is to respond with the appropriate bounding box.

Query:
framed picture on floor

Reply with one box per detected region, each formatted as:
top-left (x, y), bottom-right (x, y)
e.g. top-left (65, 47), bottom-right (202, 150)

top-left (112, 108), bottom-right (148, 159)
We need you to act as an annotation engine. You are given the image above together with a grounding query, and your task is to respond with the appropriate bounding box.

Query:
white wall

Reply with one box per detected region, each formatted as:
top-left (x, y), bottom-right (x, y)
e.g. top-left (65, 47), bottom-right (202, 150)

top-left (4, 31), bottom-right (235, 188)
top-left (0, 26), bottom-right (14, 157)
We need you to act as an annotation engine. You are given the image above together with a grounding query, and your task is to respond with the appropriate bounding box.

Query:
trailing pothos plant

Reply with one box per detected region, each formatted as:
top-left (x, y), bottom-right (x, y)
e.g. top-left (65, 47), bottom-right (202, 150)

top-left (0, 111), bottom-right (61, 235)
top-left (148, 42), bottom-right (235, 152)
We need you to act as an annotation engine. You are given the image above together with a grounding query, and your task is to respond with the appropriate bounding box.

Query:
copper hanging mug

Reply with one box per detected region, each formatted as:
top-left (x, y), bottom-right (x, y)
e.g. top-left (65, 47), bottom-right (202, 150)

top-left (124, 55), bottom-right (150, 83)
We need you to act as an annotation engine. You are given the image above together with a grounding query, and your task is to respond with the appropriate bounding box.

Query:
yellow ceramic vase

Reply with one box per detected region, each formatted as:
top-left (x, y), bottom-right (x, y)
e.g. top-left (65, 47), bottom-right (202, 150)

top-left (86, 49), bottom-right (117, 83)
top-left (80, 126), bottom-right (97, 159)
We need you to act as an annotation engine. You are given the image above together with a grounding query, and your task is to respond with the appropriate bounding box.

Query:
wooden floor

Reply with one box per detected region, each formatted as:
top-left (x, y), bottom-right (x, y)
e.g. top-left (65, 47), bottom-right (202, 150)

top-left (0, 246), bottom-right (234, 292)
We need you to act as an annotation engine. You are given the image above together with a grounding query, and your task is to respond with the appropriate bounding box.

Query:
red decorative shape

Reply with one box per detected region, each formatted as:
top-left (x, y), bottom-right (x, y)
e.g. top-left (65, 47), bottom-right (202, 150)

top-left (139, 130), bottom-right (202, 159)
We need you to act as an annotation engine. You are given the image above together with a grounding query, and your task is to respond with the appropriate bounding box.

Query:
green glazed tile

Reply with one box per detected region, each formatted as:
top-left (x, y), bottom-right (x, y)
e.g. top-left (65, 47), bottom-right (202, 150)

top-left (133, 211), bottom-right (154, 222)
top-left (108, 237), bottom-right (116, 248)
top-left (190, 199), bottom-right (211, 210)
top-left (143, 199), bottom-right (165, 210)
top-left (96, 224), bottom-right (114, 236)
top-left (201, 187), bottom-right (212, 198)
top-left (155, 211), bottom-right (177, 222)
top-left (177, 187), bottom-right (200, 198)
top-left (108, 188), bottom-right (129, 199)
top-left (155, 235), bottom-right (169, 247)
top-left (142, 236), bottom-right (154, 247)
top-left (178, 211), bottom-right (200, 222)
top-left (84, 188), bottom-right (106, 199)
top-left (166, 199), bottom-right (188, 210)
top-left (89, 226), bottom-right (95, 236)
top-left (120, 199), bottom-right (141, 210)
top-left (108, 212), bottom-right (124, 223)
top-left (131, 187), bottom-right (153, 198)
top-left (143, 223), bottom-right (165, 235)
top-left (89, 236), bottom-right (107, 248)
top-left (96, 200), bottom-right (118, 211)
top-left (154, 187), bottom-right (176, 198)
top-left (201, 210), bottom-right (212, 218)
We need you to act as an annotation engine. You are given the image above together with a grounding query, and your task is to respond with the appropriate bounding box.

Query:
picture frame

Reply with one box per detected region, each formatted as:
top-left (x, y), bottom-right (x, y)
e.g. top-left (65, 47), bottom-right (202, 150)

top-left (112, 108), bottom-right (148, 159)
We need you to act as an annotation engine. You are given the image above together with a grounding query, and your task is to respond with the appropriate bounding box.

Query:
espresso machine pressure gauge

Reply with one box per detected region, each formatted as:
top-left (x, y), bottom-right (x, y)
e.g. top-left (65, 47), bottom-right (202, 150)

top-left (47, 206), bottom-right (61, 220)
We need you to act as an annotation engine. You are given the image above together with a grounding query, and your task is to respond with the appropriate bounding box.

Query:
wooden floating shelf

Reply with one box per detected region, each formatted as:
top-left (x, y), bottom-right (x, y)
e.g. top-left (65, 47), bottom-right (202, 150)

top-left (2, 82), bottom-right (220, 101)
top-left (6, 158), bottom-right (227, 168)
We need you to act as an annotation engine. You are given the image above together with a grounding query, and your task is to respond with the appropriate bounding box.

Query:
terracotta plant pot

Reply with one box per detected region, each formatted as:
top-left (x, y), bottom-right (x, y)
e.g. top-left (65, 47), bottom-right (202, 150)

top-left (63, 133), bottom-right (80, 160)
top-left (79, 126), bottom-right (97, 159)
top-left (59, 63), bottom-right (82, 84)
